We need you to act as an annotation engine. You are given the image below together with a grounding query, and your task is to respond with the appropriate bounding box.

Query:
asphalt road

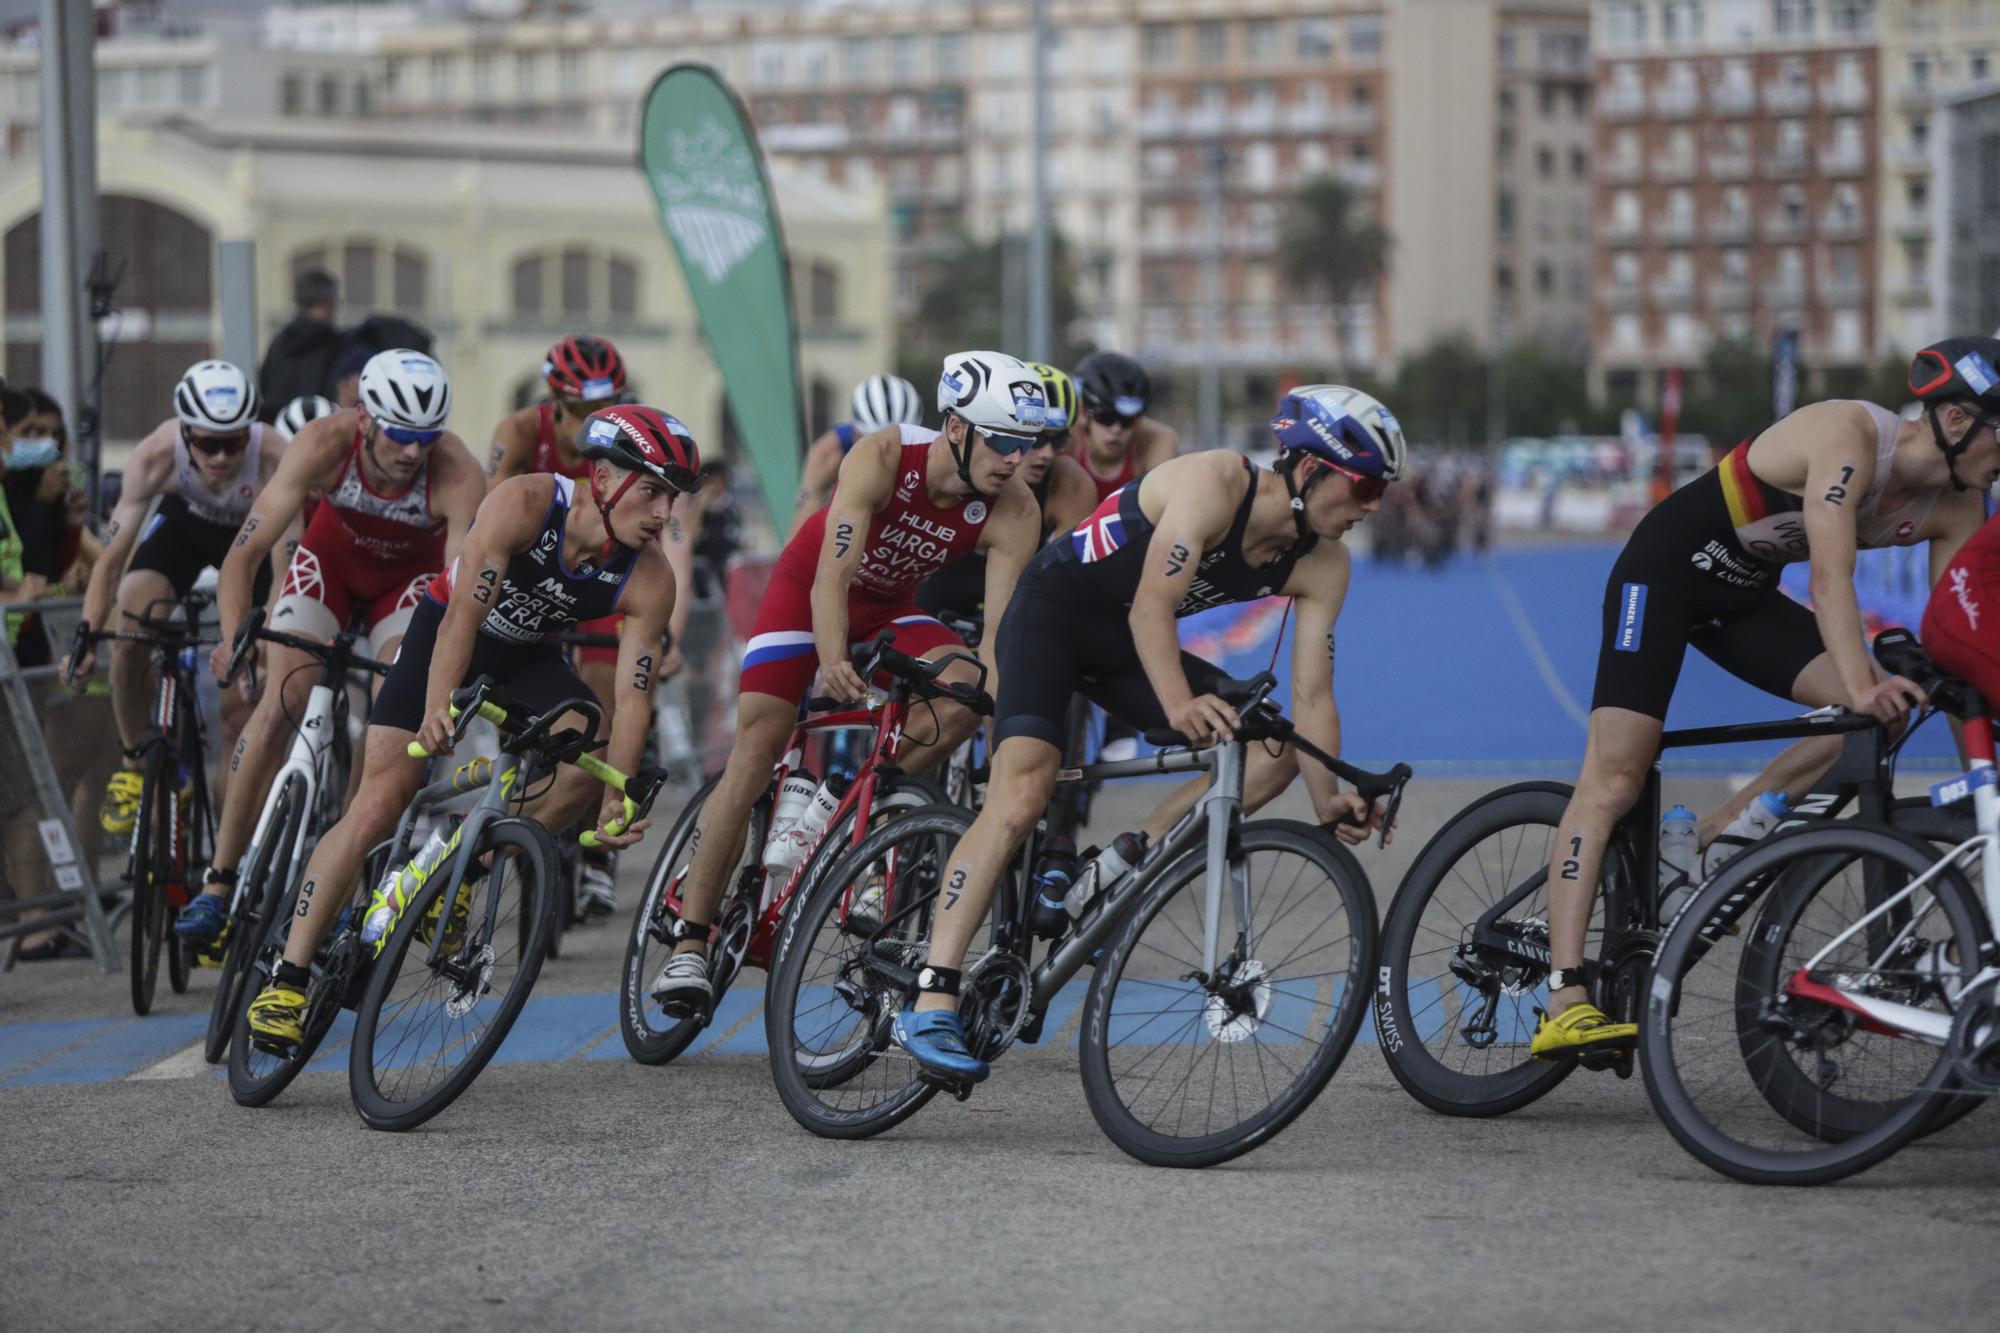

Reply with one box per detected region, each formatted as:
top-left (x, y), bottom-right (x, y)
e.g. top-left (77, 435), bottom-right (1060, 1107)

top-left (5, 774), bottom-right (1999, 1332)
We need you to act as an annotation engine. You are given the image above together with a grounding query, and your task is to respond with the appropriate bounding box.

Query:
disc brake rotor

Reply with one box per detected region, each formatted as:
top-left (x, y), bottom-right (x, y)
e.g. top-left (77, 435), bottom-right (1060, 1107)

top-left (444, 943), bottom-right (496, 1019)
top-left (1203, 959), bottom-right (1274, 1043)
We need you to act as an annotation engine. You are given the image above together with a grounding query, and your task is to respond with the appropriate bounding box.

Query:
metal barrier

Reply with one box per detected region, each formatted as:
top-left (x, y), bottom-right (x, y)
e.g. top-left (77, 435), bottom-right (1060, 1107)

top-left (1, 597), bottom-right (120, 970)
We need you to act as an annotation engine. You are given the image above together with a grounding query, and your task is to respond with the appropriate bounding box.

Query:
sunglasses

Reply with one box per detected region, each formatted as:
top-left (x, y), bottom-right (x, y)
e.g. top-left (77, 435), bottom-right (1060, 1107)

top-left (378, 424), bottom-right (444, 448)
top-left (182, 424), bottom-right (249, 457)
top-left (1090, 407), bottom-right (1140, 428)
top-left (977, 428), bottom-right (1037, 457)
top-left (1327, 460), bottom-right (1389, 503)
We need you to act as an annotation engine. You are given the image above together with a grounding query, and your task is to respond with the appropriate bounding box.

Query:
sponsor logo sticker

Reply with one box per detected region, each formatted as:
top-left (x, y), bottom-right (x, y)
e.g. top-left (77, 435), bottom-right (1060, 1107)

top-left (1930, 766), bottom-right (1995, 807)
top-left (1616, 582), bottom-right (1647, 652)
top-left (963, 500), bottom-right (987, 524)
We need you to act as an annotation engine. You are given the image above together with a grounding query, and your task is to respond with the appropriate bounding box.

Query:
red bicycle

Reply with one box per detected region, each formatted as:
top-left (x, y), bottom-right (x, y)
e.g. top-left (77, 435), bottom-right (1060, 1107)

top-left (618, 633), bottom-right (989, 1064)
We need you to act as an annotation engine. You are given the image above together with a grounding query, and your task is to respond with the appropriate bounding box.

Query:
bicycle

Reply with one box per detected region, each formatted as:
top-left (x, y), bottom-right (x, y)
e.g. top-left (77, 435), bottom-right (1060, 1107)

top-left (765, 670), bottom-right (1409, 1168)
top-left (1641, 631), bottom-right (1996, 1184)
top-left (197, 606), bottom-right (385, 1065)
top-left (617, 632), bottom-right (969, 1065)
top-left (227, 679), bottom-right (664, 1130)
top-left (1373, 681), bottom-right (1970, 1120)
top-left (70, 590), bottom-right (218, 1016)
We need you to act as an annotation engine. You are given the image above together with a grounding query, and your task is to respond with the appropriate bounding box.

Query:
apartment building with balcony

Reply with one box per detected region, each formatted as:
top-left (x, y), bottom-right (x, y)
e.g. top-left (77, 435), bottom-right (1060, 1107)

top-left (1592, 0), bottom-right (1879, 403)
top-left (1874, 0), bottom-right (2000, 351)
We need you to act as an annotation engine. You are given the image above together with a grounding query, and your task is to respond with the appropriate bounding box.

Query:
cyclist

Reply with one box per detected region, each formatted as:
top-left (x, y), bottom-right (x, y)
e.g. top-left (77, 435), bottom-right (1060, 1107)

top-left (243, 405), bottom-right (691, 1051)
top-left (789, 372), bottom-right (926, 534)
top-left (915, 361), bottom-right (1097, 620)
top-left (174, 350), bottom-right (485, 948)
top-left (1534, 337), bottom-right (1998, 1063)
top-left (63, 360), bottom-right (287, 832)
top-left (1069, 351), bottom-right (1179, 505)
top-left (486, 334), bottom-right (678, 916)
top-left (649, 351), bottom-right (1049, 1011)
top-left (892, 385), bottom-right (1402, 1081)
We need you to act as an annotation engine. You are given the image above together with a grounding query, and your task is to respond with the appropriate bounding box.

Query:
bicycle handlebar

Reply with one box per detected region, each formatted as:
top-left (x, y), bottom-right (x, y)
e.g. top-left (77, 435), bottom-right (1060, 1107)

top-left (223, 606), bottom-right (392, 688)
top-left (801, 630), bottom-right (994, 717)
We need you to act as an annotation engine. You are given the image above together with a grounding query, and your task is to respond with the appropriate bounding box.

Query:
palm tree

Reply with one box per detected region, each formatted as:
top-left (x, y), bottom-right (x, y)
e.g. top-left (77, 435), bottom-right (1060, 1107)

top-left (1277, 174), bottom-right (1393, 375)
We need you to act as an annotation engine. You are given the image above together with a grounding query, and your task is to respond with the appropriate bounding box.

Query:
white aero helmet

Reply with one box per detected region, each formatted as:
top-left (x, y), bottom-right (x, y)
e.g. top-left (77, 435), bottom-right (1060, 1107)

top-left (359, 349), bottom-right (452, 430)
top-left (935, 350), bottom-right (1049, 444)
top-left (275, 394), bottom-right (335, 437)
top-left (174, 359), bottom-right (258, 432)
top-left (851, 373), bottom-right (924, 431)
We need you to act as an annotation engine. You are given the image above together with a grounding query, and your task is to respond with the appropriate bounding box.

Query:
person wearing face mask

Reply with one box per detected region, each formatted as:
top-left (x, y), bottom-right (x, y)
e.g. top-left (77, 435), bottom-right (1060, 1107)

top-left (13, 387), bottom-right (101, 598)
top-left (1, 386), bottom-right (69, 641)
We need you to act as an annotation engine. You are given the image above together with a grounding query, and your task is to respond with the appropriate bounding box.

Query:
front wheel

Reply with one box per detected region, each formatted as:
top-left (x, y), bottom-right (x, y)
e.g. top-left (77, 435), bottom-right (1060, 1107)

top-left (348, 817), bottom-right (558, 1132)
top-left (1640, 823), bottom-right (1981, 1185)
top-left (206, 777), bottom-right (307, 1064)
top-left (1079, 821), bottom-right (1378, 1167)
top-left (127, 748), bottom-right (175, 1016)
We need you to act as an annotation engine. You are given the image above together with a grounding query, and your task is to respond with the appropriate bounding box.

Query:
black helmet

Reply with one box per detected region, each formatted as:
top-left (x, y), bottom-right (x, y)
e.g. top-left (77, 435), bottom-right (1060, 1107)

top-left (1908, 336), bottom-right (2000, 492)
top-left (1074, 351), bottom-right (1151, 421)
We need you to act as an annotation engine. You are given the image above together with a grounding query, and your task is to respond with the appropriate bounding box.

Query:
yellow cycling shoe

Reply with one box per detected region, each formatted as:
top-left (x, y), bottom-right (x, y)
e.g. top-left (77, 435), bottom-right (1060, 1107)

top-left (247, 982), bottom-right (308, 1055)
top-left (99, 769), bottom-right (144, 835)
top-left (1530, 1002), bottom-right (1638, 1062)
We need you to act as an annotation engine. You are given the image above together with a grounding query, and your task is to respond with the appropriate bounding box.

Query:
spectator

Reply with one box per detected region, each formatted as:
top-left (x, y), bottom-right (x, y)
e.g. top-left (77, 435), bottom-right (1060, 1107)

top-left (330, 345), bottom-right (370, 409)
top-left (15, 388), bottom-right (99, 595)
top-left (255, 267), bottom-right (344, 422)
top-left (1, 386), bottom-right (65, 622)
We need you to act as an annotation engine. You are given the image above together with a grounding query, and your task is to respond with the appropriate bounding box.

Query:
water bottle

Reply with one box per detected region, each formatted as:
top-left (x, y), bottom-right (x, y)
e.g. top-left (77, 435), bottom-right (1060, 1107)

top-left (1065, 830), bottom-right (1149, 921)
top-left (767, 774), bottom-right (849, 878)
top-left (760, 771), bottom-right (820, 871)
top-left (1029, 836), bottom-right (1080, 938)
top-left (1701, 790), bottom-right (1792, 877)
top-left (363, 820), bottom-right (457, 947)
top-left (1657, 804), bottom-right (1700, 921)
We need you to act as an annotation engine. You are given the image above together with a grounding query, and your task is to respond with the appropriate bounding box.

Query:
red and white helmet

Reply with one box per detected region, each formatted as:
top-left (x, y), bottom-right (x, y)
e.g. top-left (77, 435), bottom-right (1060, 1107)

top-left (544, 334), bottom-right (627, 403)
top-left (579, 405), bottom-right (699, 492)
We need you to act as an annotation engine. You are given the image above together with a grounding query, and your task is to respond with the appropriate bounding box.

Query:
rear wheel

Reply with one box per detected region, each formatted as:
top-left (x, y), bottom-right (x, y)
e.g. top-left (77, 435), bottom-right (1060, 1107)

top-left (226, 873), bottom-right (355, 1108)
top-left (348, 817), bottom-right (558, 1131)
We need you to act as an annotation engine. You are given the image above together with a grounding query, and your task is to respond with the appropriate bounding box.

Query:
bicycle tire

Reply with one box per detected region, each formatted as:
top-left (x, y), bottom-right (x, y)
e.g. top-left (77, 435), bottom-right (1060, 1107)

top-left (128, 747), bottom-right (174, 1016)
top-left (1885, 799), bottom-right (1986, 1139)
top-left (1375, 782), bottom-right (1634, 1117)
top-left (206, 776), bottom-right (306, 1065)
top-left (1078, 821), bottom-right (1378, 1167)
top-left (226, 874), bottom-right (351, 1107)
top-left (620, 772), bottom-right (732, 1064)
top-left (1640, 822), bottom-right (1979, 1185)
top-left (765, 804), bottom-right (972, 1139)
top-left (348, 816), bottom-right (559, 1132)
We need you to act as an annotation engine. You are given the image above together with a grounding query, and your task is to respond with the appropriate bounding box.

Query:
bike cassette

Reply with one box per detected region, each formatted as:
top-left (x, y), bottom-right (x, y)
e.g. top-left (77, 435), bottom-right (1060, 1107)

top-left (1949, 979), bottom-right (2000, 1093)
top-left (1203, 959), bottom-right (1275, 1043)
top-left (960, 951), bottom-right (1034, 1060)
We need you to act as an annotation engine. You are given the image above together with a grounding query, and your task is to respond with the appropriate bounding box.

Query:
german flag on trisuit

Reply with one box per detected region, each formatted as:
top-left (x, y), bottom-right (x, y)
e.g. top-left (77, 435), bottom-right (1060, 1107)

top-left (1715, 440), bottom-right (1800, 533)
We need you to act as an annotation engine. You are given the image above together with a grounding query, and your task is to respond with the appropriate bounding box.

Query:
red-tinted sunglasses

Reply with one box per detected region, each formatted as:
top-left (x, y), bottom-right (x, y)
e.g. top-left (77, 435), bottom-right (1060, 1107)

top-left (1327, 460), bottom-right (1389, 503)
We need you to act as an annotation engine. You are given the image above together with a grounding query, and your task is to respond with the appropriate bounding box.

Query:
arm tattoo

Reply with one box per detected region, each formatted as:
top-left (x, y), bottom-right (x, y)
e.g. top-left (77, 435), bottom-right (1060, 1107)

top-left (666, 517), bottom-right (683, 543)
top-left (485, 444), bottom-right (506, 477)
top-left (232, 514), bottom-right (263, 549)
top-left (631, 652), bottom-right (655, 694)
top-left (1325, 628), bottom-right (1337, 667)
top-left (1822, 463), bottom-right (1856, 506)
top-left (471, 566), bottom-right (499, 605)
top-left (105, 518), bottom-right (121, 540)
top-left (1164, 541), bottom-right (1190, 578)
top-left (833, 519), bottom-right (855, 560)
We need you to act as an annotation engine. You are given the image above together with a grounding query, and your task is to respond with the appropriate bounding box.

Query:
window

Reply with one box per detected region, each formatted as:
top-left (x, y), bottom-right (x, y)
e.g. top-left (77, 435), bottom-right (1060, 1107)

top-left (1499, 29), bottom-right (1517, 67)
top-left (1497, 188), bottom-right (1516, 238)
top-left (1605, 0), bottom-right (1647, 42)
top-left (317, 74), bottom-right (340, 116)
top-left (1346, 14), bottom-right (1382, 58)
top-left (1143, 25), bottom-right (1177, 65)
top-left (1985, 133), bottom-right (2000, 212)
top-left (178, 65), bottom-right (206, 107)
top-left (1570, 146), bottom-right (1588, 177)
top-left (935, 32), bottom-right (964, 72)
top-left (1536, 145), bottom-right (1554, 176)
top-left (1829, 0), bottom-right (1873, 34)
top-left (513, 255), bottom-right (543, 315)
top-left (384, 58), bottom-right (405, 97)
top-left (890, 33), bottom-right (916, 82)
top-left (340, 241), bottom-right (377, 308)
top-left (1195, 23), bottom-right (1226, 63)
top-left (1297, 17), bottom-right (1334, 59)
top-left (1535, 262), bottom-right (1554, 294)
top-left (1246, 20), bottom-right (1277, 62)
top-left (558, 51), bottom-right (583, 95)
top-left (753, 44), bottom-right (784, 87)
top-left (353, 80), bottom-right (373, 117)
top-left (561, 248), bottom-right (592, 314)
top-left (137, 65), bottom-right (167, 107)
top-left (808, 261), bottom-right (841, 323)
top-left (1772, 0), bottom-right (1816, 35)
top-left (1911, 54), bottom-right (1932, 85)
top-left (1662, 0), bottom-right (1703, 42)
top-left (473, 53), bottom-right (496, 99)
top-left (1974, 51), bottom-right (1992, 81)
top-left (609, 257), bottom-right (638, 318)
top-left (430, 55), bottom-right (453, 100)
top-left (1614, 253), bottom-right (1640, 287)
top-left (843, 37), bottom-right (874, 81)
top-left (280, 72), bottom-right (303, 115)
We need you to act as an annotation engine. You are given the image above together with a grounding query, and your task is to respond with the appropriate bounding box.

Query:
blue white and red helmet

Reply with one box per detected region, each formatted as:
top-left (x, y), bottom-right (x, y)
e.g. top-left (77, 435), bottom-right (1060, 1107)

top-left (1270, 385), bottom-right (1407, 481)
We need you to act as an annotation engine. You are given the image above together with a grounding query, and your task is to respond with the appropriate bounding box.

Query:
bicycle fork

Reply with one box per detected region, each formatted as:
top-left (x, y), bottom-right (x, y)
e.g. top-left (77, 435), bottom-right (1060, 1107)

top-left (1196, 740), bottom-right (1249, 982)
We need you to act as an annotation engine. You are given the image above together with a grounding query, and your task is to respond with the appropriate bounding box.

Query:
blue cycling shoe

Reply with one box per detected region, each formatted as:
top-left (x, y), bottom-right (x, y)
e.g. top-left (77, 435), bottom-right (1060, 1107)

top-left (891, 1008), bottom-right (990, 1083)
top-left (173, 892), bottom-right (227, 944)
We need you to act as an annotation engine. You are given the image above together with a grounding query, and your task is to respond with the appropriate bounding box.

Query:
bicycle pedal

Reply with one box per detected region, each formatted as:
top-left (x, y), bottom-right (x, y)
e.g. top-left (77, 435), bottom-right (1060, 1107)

top-left (916, 1067), bottom-right (976, 1101)
top-left (249, 1035), bottom-right (299, 1060)
top-left (1577, 1040), bottom-right (1637, 1074)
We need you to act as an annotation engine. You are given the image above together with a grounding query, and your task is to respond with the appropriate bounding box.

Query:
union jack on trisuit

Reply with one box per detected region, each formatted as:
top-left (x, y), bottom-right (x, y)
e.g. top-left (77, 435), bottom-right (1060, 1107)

top-left (1071, 486), bottom-right (1129, 562)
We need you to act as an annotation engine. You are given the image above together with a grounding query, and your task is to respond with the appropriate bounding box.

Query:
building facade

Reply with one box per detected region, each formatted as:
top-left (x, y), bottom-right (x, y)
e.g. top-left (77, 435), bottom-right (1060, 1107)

top-left (1591, 0), bottom-right (1881, 402)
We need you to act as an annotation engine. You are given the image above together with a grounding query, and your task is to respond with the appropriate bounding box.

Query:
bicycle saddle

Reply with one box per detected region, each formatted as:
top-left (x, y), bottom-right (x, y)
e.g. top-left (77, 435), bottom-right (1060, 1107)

top-left (1873, 628), bottom-right (1986, 719)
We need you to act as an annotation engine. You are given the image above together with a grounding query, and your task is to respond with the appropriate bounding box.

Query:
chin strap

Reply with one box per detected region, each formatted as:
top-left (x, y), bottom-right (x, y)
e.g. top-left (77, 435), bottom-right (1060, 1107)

top-left (1927, 404), bottom-right (1979, 493)
top-left (587, 468), bottom-right (641, 559)
top-left (1277, 451), bottom-right (1318, 546)
top-left (947, 414), bottom-right (981, 496)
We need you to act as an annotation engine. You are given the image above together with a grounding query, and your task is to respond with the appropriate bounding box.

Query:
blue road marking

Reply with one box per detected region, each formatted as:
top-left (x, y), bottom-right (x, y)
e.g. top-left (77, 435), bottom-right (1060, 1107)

top-left (488, 992), bottom-right (619, 1066)
top-left (0, 1017), bottom-right (122, 1080)
top-left (4, 1014), bottom-right (206, 1086)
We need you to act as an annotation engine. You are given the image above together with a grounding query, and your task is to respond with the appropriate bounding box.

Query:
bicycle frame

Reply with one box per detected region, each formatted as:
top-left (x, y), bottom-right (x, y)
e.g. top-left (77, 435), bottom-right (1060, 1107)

top-left (1782, 713), bottom-right (2000, 1045)
top-left (228, 672), bottom-right (341, 918)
